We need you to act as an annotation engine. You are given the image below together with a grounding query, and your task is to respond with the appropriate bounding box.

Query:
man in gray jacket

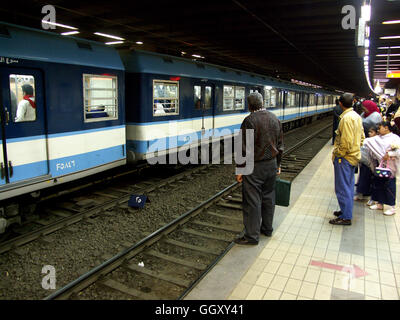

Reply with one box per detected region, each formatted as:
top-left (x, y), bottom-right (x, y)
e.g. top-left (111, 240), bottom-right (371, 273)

top-left (234, 92), bottom-right (284, 245)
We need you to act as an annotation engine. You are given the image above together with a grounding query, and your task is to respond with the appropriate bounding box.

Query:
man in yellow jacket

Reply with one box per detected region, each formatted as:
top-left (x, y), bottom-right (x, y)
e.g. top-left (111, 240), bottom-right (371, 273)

top-left (330, 93), bottom-right (365, 225)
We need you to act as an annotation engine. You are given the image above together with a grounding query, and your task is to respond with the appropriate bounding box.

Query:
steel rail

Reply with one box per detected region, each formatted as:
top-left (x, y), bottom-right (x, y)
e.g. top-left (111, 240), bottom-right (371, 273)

top-left (0, 165), bottom-right (213, 255)
top-left (44, 182), bottom-right (241, 300)
top-left (44, 123), bottom-right (332, 300)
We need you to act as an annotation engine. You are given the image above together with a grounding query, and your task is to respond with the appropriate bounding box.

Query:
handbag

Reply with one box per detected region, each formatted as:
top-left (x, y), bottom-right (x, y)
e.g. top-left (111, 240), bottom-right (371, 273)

top-left (375, 159), bottom-right (393, 179)
top-left (275, 178), bottom-right (292, 207)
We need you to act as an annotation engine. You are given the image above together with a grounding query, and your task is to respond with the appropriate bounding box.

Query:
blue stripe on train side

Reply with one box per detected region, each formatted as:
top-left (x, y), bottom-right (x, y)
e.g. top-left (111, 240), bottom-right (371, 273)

top-left (10, 145), bottom-right (125, 181)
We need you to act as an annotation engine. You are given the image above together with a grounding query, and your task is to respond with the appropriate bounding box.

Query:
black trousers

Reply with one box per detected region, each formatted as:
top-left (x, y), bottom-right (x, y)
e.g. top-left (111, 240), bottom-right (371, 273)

top-left (242, 158), bottom-right (277, 242)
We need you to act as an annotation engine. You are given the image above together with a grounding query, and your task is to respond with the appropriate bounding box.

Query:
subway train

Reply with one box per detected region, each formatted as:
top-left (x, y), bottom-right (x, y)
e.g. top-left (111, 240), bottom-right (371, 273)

top-left (0, 22), bottom-right (338, 232)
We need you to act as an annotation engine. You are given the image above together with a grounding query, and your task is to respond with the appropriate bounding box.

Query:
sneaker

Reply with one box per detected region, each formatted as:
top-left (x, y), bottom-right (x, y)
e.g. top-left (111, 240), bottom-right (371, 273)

top-left (384, 207), bottom-right (396, 216)
top-left (370, 204), bottom-right (383, 210)
top-left (354, 194), bottom-right (364, 201)
top-left (366, 200), bottom-right (375, 206)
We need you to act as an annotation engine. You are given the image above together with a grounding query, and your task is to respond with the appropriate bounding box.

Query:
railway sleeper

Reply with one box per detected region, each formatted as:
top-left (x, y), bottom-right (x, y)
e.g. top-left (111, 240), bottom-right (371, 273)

top-left (124, 263), bottom-right (191, 288)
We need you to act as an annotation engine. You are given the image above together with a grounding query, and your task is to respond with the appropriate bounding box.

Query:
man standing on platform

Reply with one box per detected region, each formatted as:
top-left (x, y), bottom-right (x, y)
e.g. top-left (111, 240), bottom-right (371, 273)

top-left (234, 92), bottom-right (284, 245)
top-left (330, 93), bottom-right (365, 226)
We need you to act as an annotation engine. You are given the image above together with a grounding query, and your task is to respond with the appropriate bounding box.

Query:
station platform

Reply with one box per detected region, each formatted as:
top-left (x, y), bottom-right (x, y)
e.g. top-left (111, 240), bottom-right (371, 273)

top-left (185, 141), bottom-right (400, 300)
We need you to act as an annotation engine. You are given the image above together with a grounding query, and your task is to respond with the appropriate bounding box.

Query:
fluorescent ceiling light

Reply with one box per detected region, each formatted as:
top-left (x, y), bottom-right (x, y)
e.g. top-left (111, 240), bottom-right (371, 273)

top-left (378, 46), bottom-right (400, 49)
top-left (365, 39), bottom-right (370, 48)
top-left (364, 56), bottom-right (369, 61)
top-left (61, 31), bottom-right (80, 36)
top-left (94, 32), bottom-right (125, 41)
top-left (377, 53), bottom-right (400, 56)
top-left (382, 20), bottom-right (400, 24)
top-left (365, 49), bottom-right (369, 55)
top-left (41, 20), bottom-right (78, 30)
top-left (192, 54), bottom-right (204, 58)
top-left (105, 41), bottom-right (124, 45)
top-left (380, 35), bottom-right (400, 39)
top-left (361, 5), bottom-right (371, 21)
top-left (135, 41), bottom-right (143, 45)
top-left (375, 59), bottom-right (400, 62)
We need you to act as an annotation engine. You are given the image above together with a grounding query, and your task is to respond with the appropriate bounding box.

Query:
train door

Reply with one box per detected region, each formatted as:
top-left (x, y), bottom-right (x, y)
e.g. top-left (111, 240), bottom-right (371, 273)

top-left (0, 67), bottom-right (49, 186)
top-left (193, 82), bottom-right (215, 135)
top-left (301, 93), bottom-right (308, 117)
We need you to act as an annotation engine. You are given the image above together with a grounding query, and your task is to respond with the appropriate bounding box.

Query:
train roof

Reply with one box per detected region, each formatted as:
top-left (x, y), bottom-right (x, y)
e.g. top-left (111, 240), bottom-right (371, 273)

top-left (0, 22), bottom-right (124, 70)
top-left (120, 49), bottom-right (335, 95)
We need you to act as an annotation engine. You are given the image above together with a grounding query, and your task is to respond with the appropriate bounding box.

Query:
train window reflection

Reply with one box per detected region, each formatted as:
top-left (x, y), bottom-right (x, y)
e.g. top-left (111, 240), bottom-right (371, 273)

top-left (235, 87), bottom-right (245, 110)
top-left (223, 85), bottom-right (234, 110)
top-left (83, 74), bottom-right (118, 121)
top-left (194, 86), bottom-right (201, 109)
top-left (153, 80), bottom-right (179, 116)
top-left (204, 86), bottom-right (212, 109)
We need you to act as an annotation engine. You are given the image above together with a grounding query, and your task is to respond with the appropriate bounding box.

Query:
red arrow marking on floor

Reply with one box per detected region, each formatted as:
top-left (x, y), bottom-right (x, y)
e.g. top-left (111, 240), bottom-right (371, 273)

top-left (310, 260), bottom-right (368, 278)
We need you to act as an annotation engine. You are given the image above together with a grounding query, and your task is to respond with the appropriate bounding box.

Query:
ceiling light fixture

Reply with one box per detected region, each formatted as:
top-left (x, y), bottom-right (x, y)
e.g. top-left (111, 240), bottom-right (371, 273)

top-left (380, 35), bottom-right (400, 39)
top-left (61, 31), bottom-right (80, 36)
top-left (378, 46), bottom-right (400, 49)
top-left (382, 20), bottom-right (400, 24)
top-left (105, 41), bottom-right (124, 45)
top-left (361, 4), bottom-right (371, 21)
top-left (94, 32), bottom-right (125, 41)
top-left (377, 53), bottom-right (400, 56)
top-left (41, 21), bottom-right (78, 30)
top-left (135, 41), bottom-right (143, 45)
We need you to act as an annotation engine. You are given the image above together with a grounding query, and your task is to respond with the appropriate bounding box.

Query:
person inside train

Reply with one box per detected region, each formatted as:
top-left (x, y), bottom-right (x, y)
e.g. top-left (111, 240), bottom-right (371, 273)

top-left (10, 90), bottom-right (18, 119)
top-left (363, 121), bottom-right (400, 216)
top-left (15, 84), bottom-right (36, 122)
top-left (154, 102), bottom-right (166, 114)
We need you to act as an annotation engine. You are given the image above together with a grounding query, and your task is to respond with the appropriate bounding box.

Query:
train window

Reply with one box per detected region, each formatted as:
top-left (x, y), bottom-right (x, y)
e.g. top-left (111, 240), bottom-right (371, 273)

top-left (316, 95), bottom-right (323, 106)
top-left (153, 80), bottom-right (179, 116)
top-left (264, 87), bottom-right (271, 108)
top-left (83, 74), bottom-right (118, 121)
top-left (204, 86), bottom-right (212, 109)
top-left (287, 91), bottom-right (296, 107)
top-left (235, 87), bottom-right (245, 110)
top-left (9, 74), bottom-right (37, 122)
top-left (194, 86), bottom-right (202, 109)
top-left (309, 94), bottom-right (315, 106)
top-left (223, 85), bottom-right (234, 110)
top-left (271, 89), bottom-right (278, 107)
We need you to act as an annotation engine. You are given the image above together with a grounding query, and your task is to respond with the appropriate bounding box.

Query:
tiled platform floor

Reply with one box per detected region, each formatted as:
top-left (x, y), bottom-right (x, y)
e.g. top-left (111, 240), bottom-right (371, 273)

top-left (185, 141), bottom-right (400, 300)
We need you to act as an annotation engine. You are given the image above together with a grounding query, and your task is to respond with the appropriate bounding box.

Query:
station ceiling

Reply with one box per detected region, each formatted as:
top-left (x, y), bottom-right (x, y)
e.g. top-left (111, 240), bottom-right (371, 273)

top-left (1, 0), bottom-right (399, 96)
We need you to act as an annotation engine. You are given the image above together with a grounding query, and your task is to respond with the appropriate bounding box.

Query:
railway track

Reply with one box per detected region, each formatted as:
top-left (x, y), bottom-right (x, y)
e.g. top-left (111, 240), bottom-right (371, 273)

top-left (44, 121), bottom-right (332, 300)
top-left (0, 164), bottom-right (216, 255)
top-left (0, 116), bottom-right (332, 256)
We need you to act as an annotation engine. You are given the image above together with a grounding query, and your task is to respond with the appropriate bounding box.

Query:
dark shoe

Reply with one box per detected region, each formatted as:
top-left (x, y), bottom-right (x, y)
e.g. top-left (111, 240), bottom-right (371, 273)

top-left (329, 218), bottom-right (351, 226)
top-left (333, 210), bottom-right (342, 217)
top-left (260, 229), bottom-right (272, 237)
top-left (234, 236), bottom-right (258, 245)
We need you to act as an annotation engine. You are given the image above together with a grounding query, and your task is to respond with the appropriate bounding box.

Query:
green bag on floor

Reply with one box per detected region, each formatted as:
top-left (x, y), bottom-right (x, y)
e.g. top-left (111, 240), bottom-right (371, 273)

top-left (275, 178), bottom-right (291, 207)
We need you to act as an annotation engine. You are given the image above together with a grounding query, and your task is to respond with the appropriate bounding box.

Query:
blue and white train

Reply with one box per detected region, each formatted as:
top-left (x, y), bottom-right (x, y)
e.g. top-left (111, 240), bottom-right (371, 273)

top-left (0, 22), bottom-right (337, 232)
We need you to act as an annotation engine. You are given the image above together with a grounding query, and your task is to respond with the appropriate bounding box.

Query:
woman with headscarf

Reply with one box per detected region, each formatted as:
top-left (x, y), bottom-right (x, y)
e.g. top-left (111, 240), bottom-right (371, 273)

top-left (361, 100), bottom-right (382, 137)
top-left (363, 121), bottom-right (400, 216)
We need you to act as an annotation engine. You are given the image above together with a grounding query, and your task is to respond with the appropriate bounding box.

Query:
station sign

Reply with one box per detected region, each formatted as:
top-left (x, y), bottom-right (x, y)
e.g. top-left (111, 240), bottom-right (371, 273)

top-left (387, 71), bottom-right (400, 78)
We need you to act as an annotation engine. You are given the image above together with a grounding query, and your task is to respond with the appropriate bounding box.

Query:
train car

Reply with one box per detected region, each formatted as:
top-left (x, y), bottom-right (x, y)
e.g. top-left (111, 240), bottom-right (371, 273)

top-left (120, 50), bottom-right (336, 163)
top-left (0, 23), bottom-right (126, 231)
